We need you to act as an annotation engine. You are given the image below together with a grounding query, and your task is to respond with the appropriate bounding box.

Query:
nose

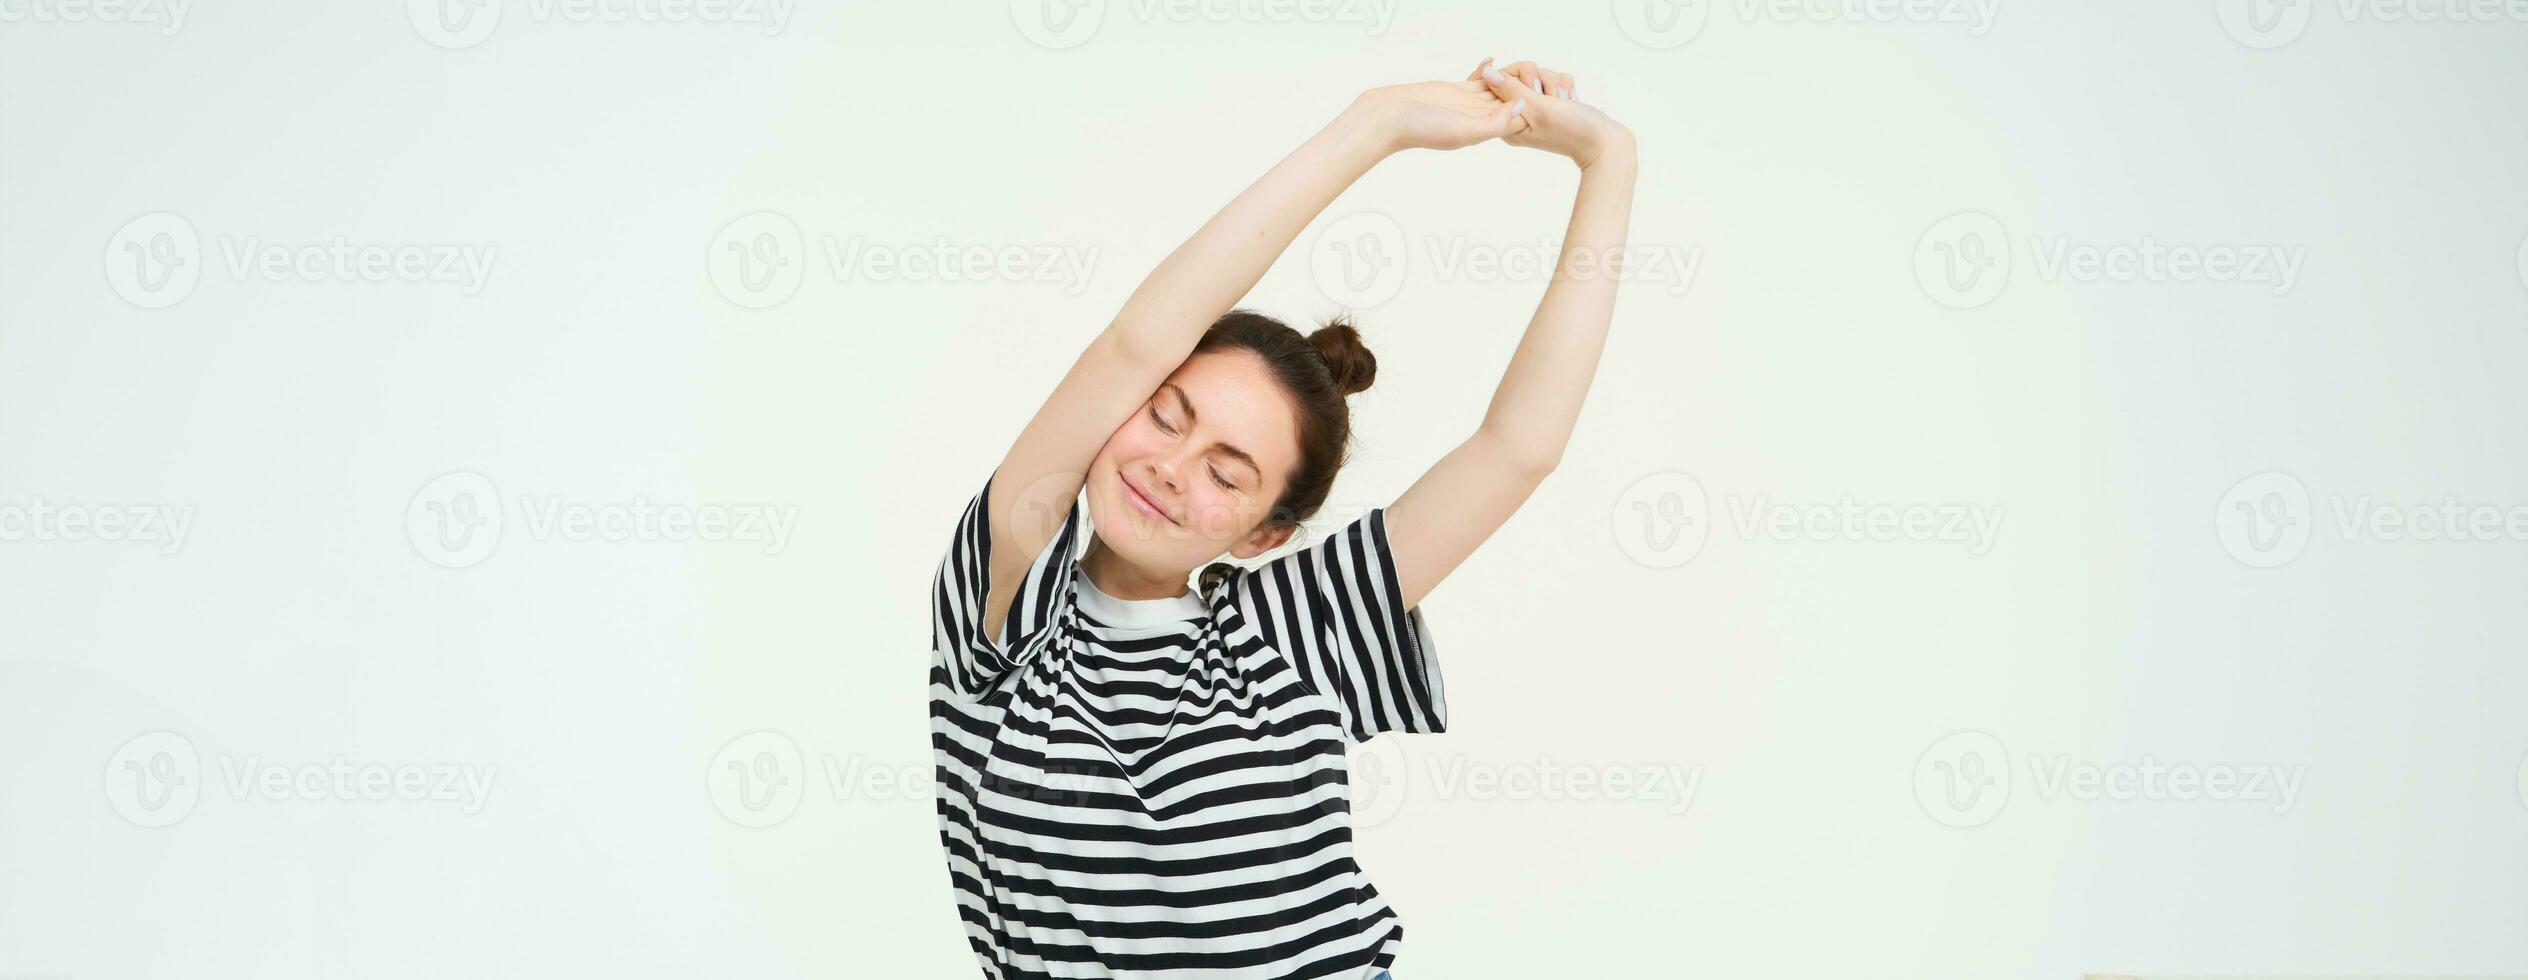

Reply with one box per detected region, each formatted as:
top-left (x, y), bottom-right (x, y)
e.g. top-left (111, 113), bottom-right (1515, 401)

top-left (1150, 446), bottom-right (1199, 495)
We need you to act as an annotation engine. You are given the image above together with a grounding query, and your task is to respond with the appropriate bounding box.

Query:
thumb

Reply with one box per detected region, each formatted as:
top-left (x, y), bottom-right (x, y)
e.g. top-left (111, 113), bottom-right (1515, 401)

top-left (1489, 97), bottom-right (1529, 138)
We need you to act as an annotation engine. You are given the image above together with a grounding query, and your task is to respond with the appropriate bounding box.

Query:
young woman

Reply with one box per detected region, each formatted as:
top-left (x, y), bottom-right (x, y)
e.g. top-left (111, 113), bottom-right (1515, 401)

top-left (929, 58), bottom-right (1635, 979)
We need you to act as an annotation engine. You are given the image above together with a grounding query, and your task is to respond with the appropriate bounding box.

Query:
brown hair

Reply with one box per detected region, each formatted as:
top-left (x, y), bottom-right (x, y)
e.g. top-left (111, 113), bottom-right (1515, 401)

top-left (1189, 308), bottom-right (1375, 531)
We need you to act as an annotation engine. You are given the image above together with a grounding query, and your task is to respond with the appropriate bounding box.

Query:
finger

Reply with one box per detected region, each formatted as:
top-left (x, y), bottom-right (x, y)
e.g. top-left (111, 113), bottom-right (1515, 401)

top-left (1478, 60), bottom-right (1543, 105)
top-left (1531, 67), bottom-right (1567, 100)
top-left (1466, 57), bottom-right (1495, 82)
top-left (1493, 96), bottom-right (1530, 137)
top-left (1563, 73), bottom-right (1578, 100)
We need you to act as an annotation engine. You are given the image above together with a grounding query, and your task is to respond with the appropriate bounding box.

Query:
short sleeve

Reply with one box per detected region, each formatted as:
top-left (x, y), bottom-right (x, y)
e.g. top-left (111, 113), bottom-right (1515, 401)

top-left (931, 468), bottom-right (1086, 701)
top-left (1231, 507), bottom-right (1446, 742)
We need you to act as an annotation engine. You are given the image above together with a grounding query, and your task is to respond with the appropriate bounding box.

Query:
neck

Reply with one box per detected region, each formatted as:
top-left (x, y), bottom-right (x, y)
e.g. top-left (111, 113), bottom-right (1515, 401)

top-left (1078, 536), bottom-right (1190, 601)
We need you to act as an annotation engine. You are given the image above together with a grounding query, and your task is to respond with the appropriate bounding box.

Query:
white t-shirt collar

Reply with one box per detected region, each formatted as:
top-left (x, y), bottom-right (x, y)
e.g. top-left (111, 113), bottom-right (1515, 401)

top-left (1072, 562), bottom-right (1208, 627)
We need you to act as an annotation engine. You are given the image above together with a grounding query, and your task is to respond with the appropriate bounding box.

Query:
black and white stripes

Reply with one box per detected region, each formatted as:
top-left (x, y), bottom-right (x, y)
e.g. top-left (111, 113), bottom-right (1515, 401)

top-left (1230, 509), bottom-right (1447, 743)
top-left (928, 471), bottom-right (1447, 979)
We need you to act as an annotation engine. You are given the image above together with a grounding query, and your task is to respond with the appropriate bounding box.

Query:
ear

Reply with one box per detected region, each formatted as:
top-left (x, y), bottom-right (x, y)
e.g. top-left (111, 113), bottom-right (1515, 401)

top-left (1228, 521), bottom-right (1296, 559)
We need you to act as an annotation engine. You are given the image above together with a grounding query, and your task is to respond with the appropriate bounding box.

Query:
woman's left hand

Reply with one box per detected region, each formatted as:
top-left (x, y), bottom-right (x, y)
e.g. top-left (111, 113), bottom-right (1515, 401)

top-left (1353, 71), bottom-right (1527, 154)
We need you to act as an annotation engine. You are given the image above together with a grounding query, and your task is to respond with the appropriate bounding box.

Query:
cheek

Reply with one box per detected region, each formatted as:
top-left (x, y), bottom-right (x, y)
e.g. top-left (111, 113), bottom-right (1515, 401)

top-left (1188, 485), bottom-right (1264, 540)
top-left (1094, 424), bottom-right (1151, 468)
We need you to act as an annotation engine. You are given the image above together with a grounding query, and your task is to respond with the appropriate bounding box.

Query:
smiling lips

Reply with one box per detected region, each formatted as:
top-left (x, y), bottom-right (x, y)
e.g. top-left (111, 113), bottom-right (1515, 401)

top-left (1122, 473), bottom-right (1176, 526)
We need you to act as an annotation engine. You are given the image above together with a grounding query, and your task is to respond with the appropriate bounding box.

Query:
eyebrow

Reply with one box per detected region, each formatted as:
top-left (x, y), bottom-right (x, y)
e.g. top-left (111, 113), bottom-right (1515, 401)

top-left (1162, 383), bottom-right (1261, 478)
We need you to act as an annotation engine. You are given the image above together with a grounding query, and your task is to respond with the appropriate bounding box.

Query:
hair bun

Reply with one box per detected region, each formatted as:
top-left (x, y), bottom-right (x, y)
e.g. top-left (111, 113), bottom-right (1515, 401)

top-left (1308, 316), bottom-right (1377, 397)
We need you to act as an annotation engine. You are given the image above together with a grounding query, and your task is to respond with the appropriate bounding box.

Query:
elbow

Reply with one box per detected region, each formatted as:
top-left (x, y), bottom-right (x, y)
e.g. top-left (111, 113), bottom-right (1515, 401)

top-left (1512, 448), bottom-right (1562, 482)
top-left (1479, 428), bottom-right (1563, 481)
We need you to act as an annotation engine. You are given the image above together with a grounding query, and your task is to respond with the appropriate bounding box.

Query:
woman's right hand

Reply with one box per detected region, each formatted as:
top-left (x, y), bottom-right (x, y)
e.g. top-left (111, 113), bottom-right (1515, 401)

top-left (1471, 58), bottom-right (1634, 170)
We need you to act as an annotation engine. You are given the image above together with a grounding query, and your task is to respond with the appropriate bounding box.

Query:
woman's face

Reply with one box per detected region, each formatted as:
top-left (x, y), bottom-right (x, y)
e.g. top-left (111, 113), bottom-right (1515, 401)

top-left (1086, 349), bottom-right (1302, 573)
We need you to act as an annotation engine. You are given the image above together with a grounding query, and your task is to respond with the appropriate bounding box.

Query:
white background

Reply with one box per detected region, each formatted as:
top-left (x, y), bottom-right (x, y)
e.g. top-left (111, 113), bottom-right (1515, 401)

top-left (5, 1), bottom-right (2528, 977)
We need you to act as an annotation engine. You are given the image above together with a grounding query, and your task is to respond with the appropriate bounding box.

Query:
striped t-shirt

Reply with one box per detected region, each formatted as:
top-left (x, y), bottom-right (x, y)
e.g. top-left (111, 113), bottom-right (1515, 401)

top-left (929, 469), bottom-right (1447, 979)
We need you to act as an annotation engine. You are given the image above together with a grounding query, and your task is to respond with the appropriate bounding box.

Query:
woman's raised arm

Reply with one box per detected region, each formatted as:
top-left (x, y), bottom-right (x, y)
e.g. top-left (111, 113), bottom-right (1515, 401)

top-left (1386, 62), bottom-right (1638, 611)
top-left (980, 68), bottom-right (1528, 640)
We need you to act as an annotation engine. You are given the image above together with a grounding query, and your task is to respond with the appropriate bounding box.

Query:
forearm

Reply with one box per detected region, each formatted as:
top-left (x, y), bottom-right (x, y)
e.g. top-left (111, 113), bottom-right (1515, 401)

top-left (1478, 138), bottom-right (1639, 469)
top-left (1108, 101), bottom-right (1393, 365)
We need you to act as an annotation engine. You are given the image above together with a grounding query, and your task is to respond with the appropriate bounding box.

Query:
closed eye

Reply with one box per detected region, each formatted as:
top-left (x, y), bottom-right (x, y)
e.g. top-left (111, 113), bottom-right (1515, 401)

top-left (1152, 402), bottom-right (1243, 491)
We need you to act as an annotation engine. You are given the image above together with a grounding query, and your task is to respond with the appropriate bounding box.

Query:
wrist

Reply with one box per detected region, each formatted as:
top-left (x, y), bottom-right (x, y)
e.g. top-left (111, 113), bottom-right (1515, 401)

top-left (1336, 95), bottom-right (1403, 159)
top-left (1576, 125), bottom-right (1637, 173)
